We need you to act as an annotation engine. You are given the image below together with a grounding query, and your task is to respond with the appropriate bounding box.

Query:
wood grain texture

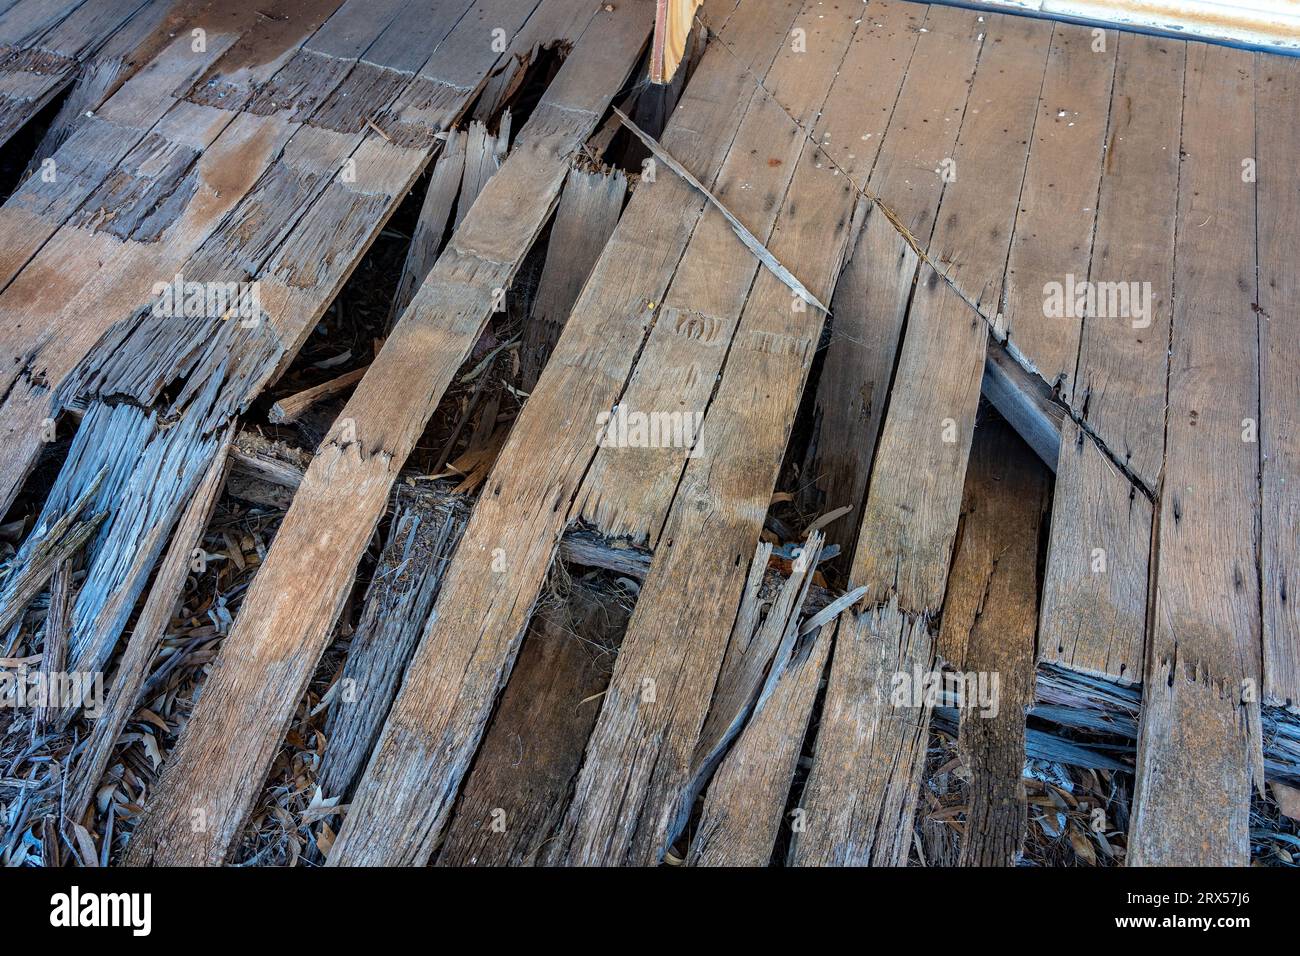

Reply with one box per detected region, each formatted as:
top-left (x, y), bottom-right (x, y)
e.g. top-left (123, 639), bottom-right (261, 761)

top-left (1069, 32), bottom-right (1182, 485)
top-left (315, 486), bottom-right (470, 803)
top-left (323, 0), bottom-right (807, 866)
top-left (687, 590), bottom-right (832, 866)
top-left (65, 435), bottom-right (230, 823)
top-left (1129, 42), bottom-right (1260, 867)
top-left (1040, 418), bottom-right (1150, 681)
top-left (1038, 32), bottom-right (1182, 683)
top-left (575, 0), bottom-right (873, 545)
top-left (124, 0), bottom-right (641, 867)
top-left (999, 24), bottom-right (1114, 400)
top-left (1257, 54), bottom-right (1300, 712)
top-left (387, 128), bottom-right (466, 328)
top-left (521, 164), bottom-right (627, 390)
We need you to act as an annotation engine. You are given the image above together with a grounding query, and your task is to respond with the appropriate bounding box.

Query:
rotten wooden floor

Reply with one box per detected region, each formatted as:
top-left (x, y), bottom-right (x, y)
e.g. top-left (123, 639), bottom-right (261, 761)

top-left (0, 0), bottom-right (1297, 867)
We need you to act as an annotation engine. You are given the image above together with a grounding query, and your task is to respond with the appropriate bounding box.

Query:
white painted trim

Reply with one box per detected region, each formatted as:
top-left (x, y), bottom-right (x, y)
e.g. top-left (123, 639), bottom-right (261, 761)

top-left (943, 0), bottom-right (1300, 52)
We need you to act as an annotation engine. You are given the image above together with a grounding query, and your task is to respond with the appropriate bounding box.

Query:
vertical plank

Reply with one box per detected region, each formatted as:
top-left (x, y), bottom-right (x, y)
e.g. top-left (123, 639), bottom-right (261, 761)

top-left (1038, 32), bottom-right (1183, 682)
top-left (1130, 43), bottom-right (1260, 867)
top-left (999, 24), bottom-right (1114, 400)
top-left (804, 2), bottom-right (983, 562)
top-left (520, 164), bottom-right (627, 389)
top-left (1257, 55), bottom-right (1300, 712)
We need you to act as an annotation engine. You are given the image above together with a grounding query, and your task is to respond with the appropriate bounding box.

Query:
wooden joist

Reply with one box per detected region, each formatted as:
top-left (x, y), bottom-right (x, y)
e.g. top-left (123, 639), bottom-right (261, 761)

top-left (125, 0), bottom-right (652, 867)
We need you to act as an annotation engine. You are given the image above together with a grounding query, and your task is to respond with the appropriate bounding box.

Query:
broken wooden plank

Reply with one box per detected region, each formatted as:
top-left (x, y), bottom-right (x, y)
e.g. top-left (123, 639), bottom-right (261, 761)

top-left (0, 0), bottom-right (148, 148)
top-left (64, 436), bottom-right (230, 823)
top-left (521, 164), bottom-right (627, 390)
top-left (553, 1), bottom-right (904, 865)
top-left (435, 579), bottom-right (631, 866)
top-left (324, 0), bottom-right (809, 865)
top-left (1038, 31), bottom-right (1182, 682)
top-left (126, 1), bottom-right (650, 867)
top-left (792, 10), bottom-right (1055, 867)
top-left (686, 539), bottom-right (832, 866)
top-left (937, 413), bottom-right (1049, 866)
top-left (269, 366), bottom-right (368, 424)
top-left (387, 128), bottom-right (466, 327)
top-left (1129, 42), bottom-right (1261, 867)
top-left (801, 1), bottom-right (982, 563)
top-left (315, 485), bottom-right (470, 802)
top-left (1258, 54), bottom-right (1300, 713)
top-left (1040, 419), bottom-right (1150, 682)
top-left (453, 116), bottom-right (511, 228)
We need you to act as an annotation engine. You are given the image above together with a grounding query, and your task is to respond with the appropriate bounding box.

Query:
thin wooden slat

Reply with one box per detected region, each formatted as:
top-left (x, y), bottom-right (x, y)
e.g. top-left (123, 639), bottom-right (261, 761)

top-left (323, 0), bottom-right (809, 866)
top-left (998, 23), bottom-right (1115, 401)
top-left (686, 546), bottom-right (833, 867)
top-left (125, 1), bottom-right (647, 867)
top-left (791, 10), bottom-right (1055, 867)
top-left (315, 486), bottom-right (469, 802)
top-left (1129, 42), bottom-right (1261, 867)
top-left (1258, 54), bottom-right (1300, 712)
top-left (1038, 32), bottom-right (1182, 681)
top-left (521, 164), bottom-right (627, 389)
top-left (453, 117), bottom-right (510, 228)
top-left (387, 128), bottom-right (467, 326)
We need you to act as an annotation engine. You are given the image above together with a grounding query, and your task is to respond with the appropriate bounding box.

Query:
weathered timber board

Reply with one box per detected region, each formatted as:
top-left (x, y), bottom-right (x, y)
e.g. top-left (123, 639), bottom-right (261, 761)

top-left (1258, 54), bottom-right (1300, 712)
top-left (1038, 32), bottom-right (1182, 682)
top-left (1129, 42), bottom-right (1261, 867)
